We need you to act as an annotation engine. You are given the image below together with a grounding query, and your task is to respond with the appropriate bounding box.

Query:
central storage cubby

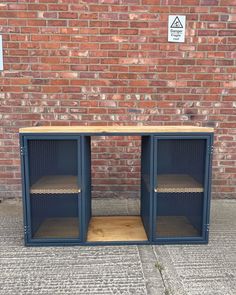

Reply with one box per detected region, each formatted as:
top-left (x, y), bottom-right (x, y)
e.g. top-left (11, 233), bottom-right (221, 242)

top-left (86, 136), bottom-right (148, 242)
top-left (20, 126), bottom-right (213, 246)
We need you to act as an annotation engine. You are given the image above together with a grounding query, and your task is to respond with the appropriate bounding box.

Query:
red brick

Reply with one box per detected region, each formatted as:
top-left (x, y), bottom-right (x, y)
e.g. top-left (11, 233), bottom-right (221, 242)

top-left (69, 20), bottom-right (88, 27)
top-left (80, 43), bottom-right (99, 50)
top-left (201, 0), bottom-right (218, 5)
top-left (100, 44), bottom-right (119, 50)
top-left (27, 19), bottom-right (46, 26)
top-left (80, 13), bottom-right (98, 19)
top-left (90, 21), bottom-right (109, 27)
top-left (129, 66), bottom-right (148, 72)
top-left (130, 22), bottom-right (149, 28)
top-left (219, 30), bottom-right (236, 36)
top-left (99, 101), bottom-right (117, 107)
top-left (195, 74), bottom-right (213, 80)
top-left (100, 28), bottom-right (118, 34)
top-left (90, 5), bottom-right (109, 12)
top-left (42, 86), bottom-right (61, 93)
top-left (200, 15), bottom-right (219, 21)
top-left (182, 0), bottom-right (200, 4)
top-left (120, 29), bottom-right (139, 35)
top-left (198, 30), bottom-right (217, 36)
top-left (0, 0), bottom-right (235, 199)
top-left (59, 12), bottom-right (78, 19)
top-left (8, 19), bottom-right (27, 26)
top-left (48, 20), bottom-right (67, 26)
top-left (142, 0), bottom-right (161, 4)
top-left (51, 79), bottom-right (70, 85)
top-left (108, 51), bottom-right (127, 57)
top-left (129, 80), bottom-right (148, 86)
top-left (220, 0), bottom-right (236, 5)
top-left (28, 4), bottom-right (47, 10)
top-left (48, 4), bottom-right (68, 11)
top-left (31, 35), bottom-right (50, 42)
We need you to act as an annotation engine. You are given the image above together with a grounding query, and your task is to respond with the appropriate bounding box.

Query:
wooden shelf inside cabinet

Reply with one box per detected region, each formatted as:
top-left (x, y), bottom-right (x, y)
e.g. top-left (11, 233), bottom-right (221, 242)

top-left (34, 218), bottom-right (79, 238)
top-left (155, 174), bottom-right (203, 193)
top-left (156, 216), bottom-right (199, 237)
top-left (30, 175), bottom-right (81, 194)
top-left (87, 216), bottom-right (147, 242)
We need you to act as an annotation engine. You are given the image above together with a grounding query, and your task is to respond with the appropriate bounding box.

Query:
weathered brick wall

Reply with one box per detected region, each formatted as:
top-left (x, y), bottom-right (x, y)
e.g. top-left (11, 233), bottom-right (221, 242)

top-left (0, 0), bottom-right (235, 200)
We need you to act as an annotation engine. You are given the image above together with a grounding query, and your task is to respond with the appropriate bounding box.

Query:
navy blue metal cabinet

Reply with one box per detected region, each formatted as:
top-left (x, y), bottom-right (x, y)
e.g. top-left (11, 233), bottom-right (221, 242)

top-left (19, 126), bottom-right (213, 246)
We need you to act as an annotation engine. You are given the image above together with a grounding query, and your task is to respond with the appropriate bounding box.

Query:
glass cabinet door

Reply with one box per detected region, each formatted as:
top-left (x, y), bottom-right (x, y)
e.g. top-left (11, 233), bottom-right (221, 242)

top-left (25, 138), bottom-right (81, 241)
top-left (154, 137), bottom-right (208, 240)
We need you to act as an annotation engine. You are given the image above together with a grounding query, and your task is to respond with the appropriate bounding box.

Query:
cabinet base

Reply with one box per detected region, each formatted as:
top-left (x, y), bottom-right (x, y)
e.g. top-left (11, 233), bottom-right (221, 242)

top-left (156, 216), bottom-right (200, 237)
top-left (87, 216), bottom-right (148, 242)
top-left (34, 217), bottom-right (79, 239)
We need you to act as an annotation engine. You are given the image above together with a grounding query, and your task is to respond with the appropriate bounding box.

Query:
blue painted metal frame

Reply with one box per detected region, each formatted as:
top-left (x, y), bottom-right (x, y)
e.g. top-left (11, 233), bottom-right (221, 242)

top-left (81, 135), bottom-right (91, 243)
top-left (20, 131), bottom-right (213, 246)
top-left (20, 135), bottom-right (29, 244)
top-left (152, 133), bottom-right (212, 244)
top-left (21, 135), bottom-right (82, 246)
top-left (140, 136), bottom-right (154, 242)
top-left (204, 133), bottom-right (214, 243)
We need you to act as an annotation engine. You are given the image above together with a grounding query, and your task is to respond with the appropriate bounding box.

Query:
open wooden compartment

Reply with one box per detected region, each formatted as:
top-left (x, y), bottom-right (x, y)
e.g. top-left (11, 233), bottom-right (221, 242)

top-left (87, 216), bottom-right (147, 242)
top-left (84, 136), bottom-right (151, 243)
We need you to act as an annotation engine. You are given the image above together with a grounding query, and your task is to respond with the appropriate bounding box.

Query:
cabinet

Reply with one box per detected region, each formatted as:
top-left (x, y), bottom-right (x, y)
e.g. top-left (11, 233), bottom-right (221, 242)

top-left (19, 126), bottom-right (214, 246)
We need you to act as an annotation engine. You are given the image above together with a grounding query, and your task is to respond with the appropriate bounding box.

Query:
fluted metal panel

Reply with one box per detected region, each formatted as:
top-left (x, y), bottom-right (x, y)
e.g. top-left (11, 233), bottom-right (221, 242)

top-left (157, 139), bottom-right (206, 186)
top-left (155, 139), bottom-right (206, 238)
top-left (30, 194), bottom-right (79, 239)
top-left (28, 140), bottom-right (78, 186)
top-left (156, 192), bottom-right (203, 237)
top-left (28, 139), bottom-right (79, 239)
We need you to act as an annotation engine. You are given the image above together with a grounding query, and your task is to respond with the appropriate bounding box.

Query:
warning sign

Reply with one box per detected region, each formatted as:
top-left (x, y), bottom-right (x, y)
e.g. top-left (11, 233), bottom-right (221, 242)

top-left (168, 15), bottom-right (186, 43)
top-left (170, 16), bottom-right (183, 29)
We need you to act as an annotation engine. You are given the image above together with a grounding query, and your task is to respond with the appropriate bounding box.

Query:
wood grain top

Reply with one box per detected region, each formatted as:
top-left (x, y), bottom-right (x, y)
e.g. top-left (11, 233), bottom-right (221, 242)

top-left (19, 125), bottom-right (214, 134)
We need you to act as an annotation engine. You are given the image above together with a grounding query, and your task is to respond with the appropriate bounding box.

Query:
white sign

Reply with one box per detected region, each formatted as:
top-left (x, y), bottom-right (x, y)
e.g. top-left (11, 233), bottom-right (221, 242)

top-left (0, 35), bottom-right (3, 71)
top-left (168, 15), bottom-right (186, 43)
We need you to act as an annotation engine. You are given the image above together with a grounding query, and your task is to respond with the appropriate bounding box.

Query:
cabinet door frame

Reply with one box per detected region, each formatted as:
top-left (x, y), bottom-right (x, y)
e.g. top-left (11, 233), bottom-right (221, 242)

top-left (152, 134), bottom-right (213, 244)
top-left (21, 135), bottom-right (82, 245)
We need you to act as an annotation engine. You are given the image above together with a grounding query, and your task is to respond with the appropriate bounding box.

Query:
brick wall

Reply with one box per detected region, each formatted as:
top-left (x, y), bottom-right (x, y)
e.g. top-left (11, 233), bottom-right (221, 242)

top-left (0, 0), bottom-right (235, 200)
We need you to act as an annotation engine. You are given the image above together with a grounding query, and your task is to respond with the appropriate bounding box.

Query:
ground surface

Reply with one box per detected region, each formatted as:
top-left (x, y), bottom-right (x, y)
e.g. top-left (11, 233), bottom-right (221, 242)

top-left (0, 199), bottom-right (235, 295)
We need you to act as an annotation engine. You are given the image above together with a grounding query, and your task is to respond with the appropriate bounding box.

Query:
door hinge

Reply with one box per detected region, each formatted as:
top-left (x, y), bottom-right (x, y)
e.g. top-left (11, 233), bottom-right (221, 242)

top-left (208, 145), bottom-right (214, 155)
top-left (24, 225), bottom-right (29, 236)
top-left (20, 146), bottom-right (26, 156)
top-left (205, 223), bottom-right (210, 232)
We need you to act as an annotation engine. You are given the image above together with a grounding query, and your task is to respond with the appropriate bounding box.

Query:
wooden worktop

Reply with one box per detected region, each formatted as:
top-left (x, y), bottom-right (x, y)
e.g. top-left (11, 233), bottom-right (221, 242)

top-left (19, 125), bottom-right (214, 134)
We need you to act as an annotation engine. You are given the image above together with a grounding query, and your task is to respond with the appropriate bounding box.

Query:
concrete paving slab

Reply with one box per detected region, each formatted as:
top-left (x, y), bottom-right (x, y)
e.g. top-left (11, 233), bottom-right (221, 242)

top-left (0, 199), bottom-right (235, 295)
top-left (153, 200), bottom-right (236, 295)
top-left (0, 199), bottom-right (151, 295)
top-left (0, 220), bottom-right (148, 294)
